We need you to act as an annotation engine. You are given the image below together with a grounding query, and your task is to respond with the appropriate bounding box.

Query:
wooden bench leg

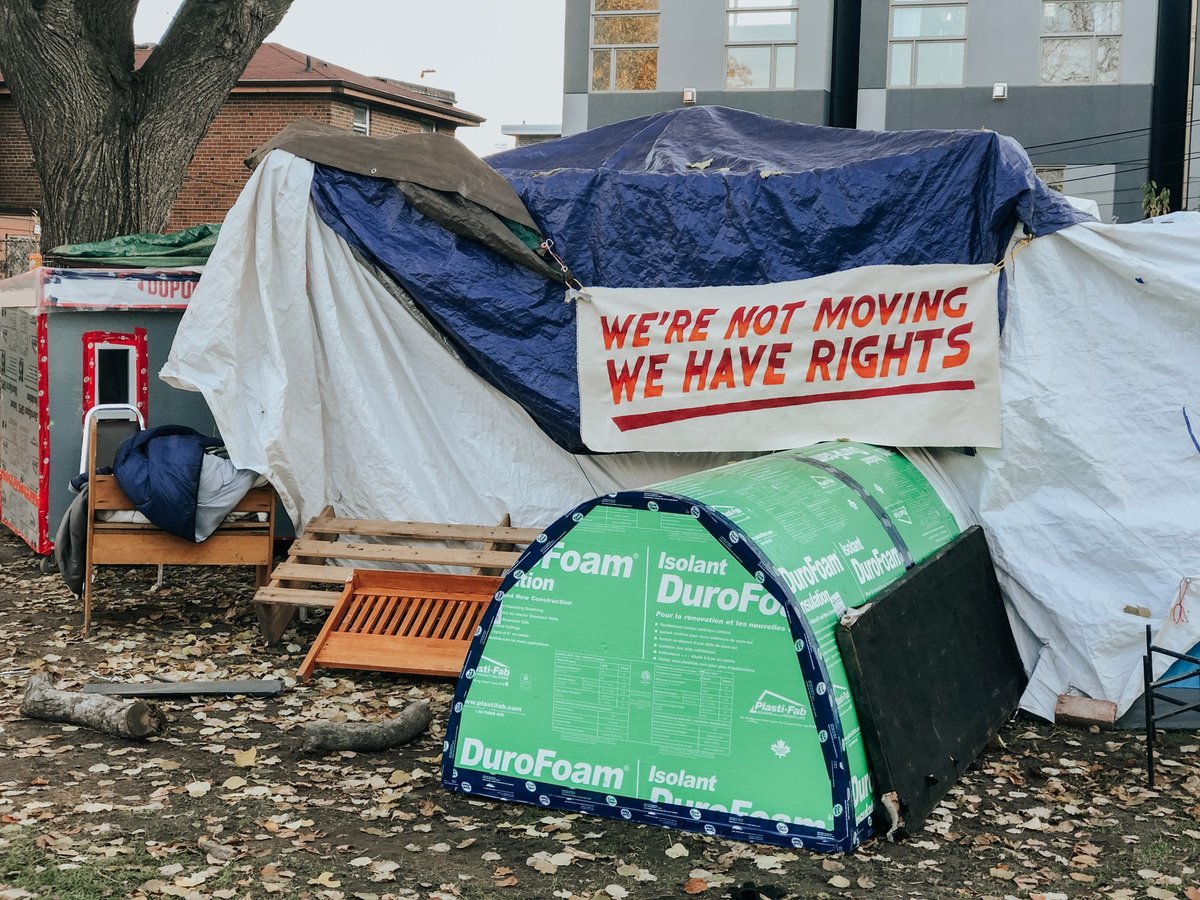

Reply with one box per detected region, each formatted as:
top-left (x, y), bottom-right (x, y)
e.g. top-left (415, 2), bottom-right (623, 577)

top-left (256, 602), bottom-right (296, 646)
top-left (83, 565), bottom-right (94, 637)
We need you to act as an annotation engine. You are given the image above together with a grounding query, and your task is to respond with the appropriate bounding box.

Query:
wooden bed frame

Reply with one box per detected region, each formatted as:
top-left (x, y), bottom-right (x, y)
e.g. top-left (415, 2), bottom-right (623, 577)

top-left (83, 426), bottom-right (275, 635)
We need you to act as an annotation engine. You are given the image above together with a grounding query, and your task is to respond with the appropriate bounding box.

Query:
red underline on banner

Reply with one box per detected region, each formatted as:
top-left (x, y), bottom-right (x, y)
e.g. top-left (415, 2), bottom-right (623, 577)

top-left (610, 380), bottom-right (977, 432)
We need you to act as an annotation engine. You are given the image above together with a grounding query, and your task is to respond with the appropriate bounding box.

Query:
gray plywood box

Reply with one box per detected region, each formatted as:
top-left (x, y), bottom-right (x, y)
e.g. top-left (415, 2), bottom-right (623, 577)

top-left (0, 267), bottom-right (217, 553)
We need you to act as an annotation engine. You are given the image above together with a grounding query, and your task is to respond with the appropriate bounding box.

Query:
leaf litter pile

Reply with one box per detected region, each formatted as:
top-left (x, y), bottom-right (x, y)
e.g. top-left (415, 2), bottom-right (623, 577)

top-left (0, 531), bottom-right (1195, 900)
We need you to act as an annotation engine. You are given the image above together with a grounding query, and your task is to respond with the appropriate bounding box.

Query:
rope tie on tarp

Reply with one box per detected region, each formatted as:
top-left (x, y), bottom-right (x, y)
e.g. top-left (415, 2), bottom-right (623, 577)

top-left (992, 235), bottom-right (1034, 273)
top-left (1171, 578), bottom-right (1191, 625)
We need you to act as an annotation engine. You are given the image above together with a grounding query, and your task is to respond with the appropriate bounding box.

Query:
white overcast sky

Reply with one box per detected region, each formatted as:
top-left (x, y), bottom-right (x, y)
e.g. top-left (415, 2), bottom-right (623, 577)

top-left (132, 1), bottom-right (566, 156)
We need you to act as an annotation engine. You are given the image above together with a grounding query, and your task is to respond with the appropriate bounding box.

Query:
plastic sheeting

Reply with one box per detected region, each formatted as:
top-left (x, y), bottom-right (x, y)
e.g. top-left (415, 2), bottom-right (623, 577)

top-left (911, 216), bottom-right (1200, 719)
top-left (312, 106), bottom-right (1087, 453)
top-left (161, 152), bottom-right (743, 531)
top-left (162, 146), bottom-right (1197, 723)
top-left (48, 224), bottom-right (220, 268)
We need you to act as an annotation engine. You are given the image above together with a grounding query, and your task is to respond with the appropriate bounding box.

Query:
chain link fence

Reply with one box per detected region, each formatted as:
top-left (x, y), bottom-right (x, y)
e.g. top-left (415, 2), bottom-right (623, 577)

top-left (1, 235), bottom-right (38, 279)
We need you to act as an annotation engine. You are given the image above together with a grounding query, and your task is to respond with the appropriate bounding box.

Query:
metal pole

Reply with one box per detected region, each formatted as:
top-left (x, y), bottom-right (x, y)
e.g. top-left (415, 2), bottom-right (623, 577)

top-left (1144, 625), bottom-right (1156, 787)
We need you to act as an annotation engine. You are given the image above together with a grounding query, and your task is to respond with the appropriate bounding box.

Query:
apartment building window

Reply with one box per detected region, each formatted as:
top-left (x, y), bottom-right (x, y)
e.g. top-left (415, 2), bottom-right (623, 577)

top-left (591, 0), bottom-right (659, 92)
top-left (888, 2), bottom-right (967, 87)
top-left (725, 0), bottom-right (798, 89)
top-left (1041, 1), bottom-right (1120, 84)
top-left (352, 104), bottom-right (370, 135)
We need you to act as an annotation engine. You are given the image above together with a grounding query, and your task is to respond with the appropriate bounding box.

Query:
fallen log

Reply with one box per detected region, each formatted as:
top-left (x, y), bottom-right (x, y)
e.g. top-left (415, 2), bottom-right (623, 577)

top-left (21, 672), bottom-right (166, 739)
top-left (300, 700), bottom-right (431, 754)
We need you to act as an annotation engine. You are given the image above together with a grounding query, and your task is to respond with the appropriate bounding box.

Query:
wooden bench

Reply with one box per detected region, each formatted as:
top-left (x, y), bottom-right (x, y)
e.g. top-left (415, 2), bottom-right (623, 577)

top-left (254, 508), bottom-right (540, 648)
top-left (83, 428), bottom-right (275, 635)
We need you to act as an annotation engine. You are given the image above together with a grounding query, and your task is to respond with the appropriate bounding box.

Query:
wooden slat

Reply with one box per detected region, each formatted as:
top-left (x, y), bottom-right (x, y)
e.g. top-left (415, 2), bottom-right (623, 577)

top-left (264, 563), bottom-right (354, 584)
top-left (255, 587), bottom-right (341, 608)
top-left (91, 531), bottom-right (272, 566)
top-left (232, 486), bottom-right (275, 513)
top-left (90, 476), bottom-right (274, 513)
top-left (310, 632), bottom-right (473, 678)
top-left (301, 516), bottom-right (540, 544)
top-left (94, 520), bottom-right (269, 532)
top-left (290, 539), bottom-right (520, 570)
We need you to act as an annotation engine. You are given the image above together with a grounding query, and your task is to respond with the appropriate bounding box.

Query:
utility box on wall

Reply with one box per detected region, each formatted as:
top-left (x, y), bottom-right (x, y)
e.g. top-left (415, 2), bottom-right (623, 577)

top-left (0, 267), bottom-right (217, 553)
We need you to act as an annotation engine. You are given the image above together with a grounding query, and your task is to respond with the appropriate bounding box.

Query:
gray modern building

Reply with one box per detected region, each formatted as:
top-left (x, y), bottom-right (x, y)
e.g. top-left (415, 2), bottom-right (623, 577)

top-left (563, 0), bottom-right (1197, 222)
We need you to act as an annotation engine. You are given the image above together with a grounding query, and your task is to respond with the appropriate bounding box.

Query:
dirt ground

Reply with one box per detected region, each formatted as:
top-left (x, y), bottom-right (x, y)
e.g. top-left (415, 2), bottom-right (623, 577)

top-left (0, 530), bottom-right (1196, 900)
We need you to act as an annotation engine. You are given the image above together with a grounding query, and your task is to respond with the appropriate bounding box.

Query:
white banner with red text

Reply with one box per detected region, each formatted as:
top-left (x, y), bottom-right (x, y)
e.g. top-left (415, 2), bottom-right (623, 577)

top-left (576, 263), bottom-right (1001, 452)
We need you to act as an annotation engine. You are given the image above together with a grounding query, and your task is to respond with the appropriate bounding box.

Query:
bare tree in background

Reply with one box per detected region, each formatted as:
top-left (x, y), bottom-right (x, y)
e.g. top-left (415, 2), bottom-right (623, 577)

top-left (0, 0), bottom-right (294, 248)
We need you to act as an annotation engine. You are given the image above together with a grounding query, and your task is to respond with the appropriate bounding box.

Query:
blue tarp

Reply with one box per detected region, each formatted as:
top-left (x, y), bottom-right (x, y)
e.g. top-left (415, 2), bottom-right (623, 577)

top-left (310, 106), bottom-right (1087, 453)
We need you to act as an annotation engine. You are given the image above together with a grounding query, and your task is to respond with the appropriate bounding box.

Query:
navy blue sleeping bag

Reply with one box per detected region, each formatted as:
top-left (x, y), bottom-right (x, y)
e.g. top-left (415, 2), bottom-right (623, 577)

top-left (112, 425), bottom-right (218, 541)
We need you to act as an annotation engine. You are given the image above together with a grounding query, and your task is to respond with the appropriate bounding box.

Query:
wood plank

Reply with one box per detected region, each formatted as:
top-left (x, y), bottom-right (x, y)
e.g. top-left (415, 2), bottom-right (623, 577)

top-left (270, 562), bottom-right (354, 584)
top-left (91, 477), bottom-right (274, 512)
top-left (94, 520), bottom-right (269, 532)
top-left (290, 539), bottom-right (519, 570)
top-left (311, 632), bottom-right (471, 678)
top-left (90, 476), bottom-right (133, 510)
top-left (232, 486), bottom-right (275, 513)
top-left (91, 532), bottom-right (272, 566)
top-left (306, 518), bottom-right (540, 544)
top-left (345, 569), bottom-right (503, 597)
top-left (254, 587), bottom-right (340, 608)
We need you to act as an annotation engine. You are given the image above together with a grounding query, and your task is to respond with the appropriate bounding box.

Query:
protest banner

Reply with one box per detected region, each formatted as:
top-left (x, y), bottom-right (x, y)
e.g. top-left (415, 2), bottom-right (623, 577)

top-left (576, 264), bottom-right (1000, 451)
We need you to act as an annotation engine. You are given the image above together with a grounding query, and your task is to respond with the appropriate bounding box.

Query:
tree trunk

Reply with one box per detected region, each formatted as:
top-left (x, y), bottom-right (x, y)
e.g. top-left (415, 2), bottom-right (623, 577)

top-left (0, 0), bottom-right (294, 248)
top-left (21, 672), bottom-right (166, 739)
top-left (300, 700), bottom-right (432, 754)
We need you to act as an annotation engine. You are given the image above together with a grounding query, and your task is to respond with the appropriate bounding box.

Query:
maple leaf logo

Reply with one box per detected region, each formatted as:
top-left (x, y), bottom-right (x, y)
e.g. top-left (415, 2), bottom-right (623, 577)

top-left (771, 739), bottom-right (791, 758)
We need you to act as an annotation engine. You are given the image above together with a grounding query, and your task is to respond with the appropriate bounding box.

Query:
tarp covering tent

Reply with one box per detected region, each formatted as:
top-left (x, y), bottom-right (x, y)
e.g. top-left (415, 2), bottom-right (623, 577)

top-left (915, 214), bottom-right (1200, 719)
top-left (306, 107), bottom-right (1085, 451)
top-left (161, 110), bottom-right (1197, 722)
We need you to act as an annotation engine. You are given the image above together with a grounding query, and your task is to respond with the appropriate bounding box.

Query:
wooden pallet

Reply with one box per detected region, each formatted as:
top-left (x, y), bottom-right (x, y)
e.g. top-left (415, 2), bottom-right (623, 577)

top-left (254, 507), bottom-right (540, 645)
top-left (297, 569), bottom-right (502, 680)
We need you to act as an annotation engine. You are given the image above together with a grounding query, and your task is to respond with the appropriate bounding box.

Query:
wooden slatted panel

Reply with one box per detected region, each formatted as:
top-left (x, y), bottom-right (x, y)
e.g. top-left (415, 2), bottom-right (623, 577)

top-left (297, 570), bottom-right (501, 680)
top-left (289, 538), bottom-right (521, 570)
top-left (303, 516), bottom-right (541, 544)
top-left (91, 531), bottom-right (273, 566)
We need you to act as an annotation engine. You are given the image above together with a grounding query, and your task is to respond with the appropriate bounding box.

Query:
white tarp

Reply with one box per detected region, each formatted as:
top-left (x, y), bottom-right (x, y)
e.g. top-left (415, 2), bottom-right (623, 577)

top-left (912, 215), bottom-right (1200, 719)
top-left (163, 149), bottom-right (1200, 721)
top-left (577, 266), bottom-right (1001, 452)
top-left (161, 151), bottom-right (742, 531)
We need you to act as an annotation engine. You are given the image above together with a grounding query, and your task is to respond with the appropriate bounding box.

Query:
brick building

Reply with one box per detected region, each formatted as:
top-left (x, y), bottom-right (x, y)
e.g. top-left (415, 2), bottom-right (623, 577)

top-left (0, 41), bottom-right (484, 240)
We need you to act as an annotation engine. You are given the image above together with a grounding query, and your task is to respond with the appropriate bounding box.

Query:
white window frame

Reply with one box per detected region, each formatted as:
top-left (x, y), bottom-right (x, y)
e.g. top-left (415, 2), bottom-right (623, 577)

top-left (1039, 0), bottom-right (1122, 86)
top-left (887, 1), bottom-right (968, 88)
top-left (92, 343), bottom-right (138, 407)
top-left (590, 0), bottom-right (659, 93)
top-left (352, 103), bottom-right (370, 135)
top-left (724, 1), bottom-right (799, 91)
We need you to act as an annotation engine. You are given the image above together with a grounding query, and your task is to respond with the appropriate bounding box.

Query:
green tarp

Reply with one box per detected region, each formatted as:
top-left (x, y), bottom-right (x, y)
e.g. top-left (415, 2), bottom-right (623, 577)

top-left (48, 224), bottom-right (220, 268)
